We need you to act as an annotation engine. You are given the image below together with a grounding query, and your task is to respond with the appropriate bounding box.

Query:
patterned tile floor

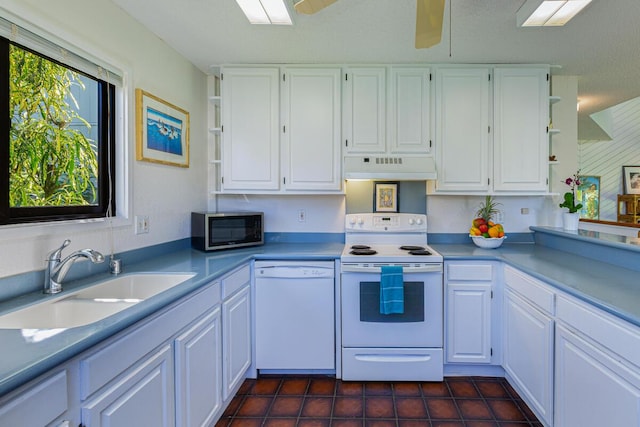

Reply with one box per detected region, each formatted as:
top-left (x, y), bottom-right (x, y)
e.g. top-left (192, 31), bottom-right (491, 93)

top-left (215, 376), bottom-right (543, 426)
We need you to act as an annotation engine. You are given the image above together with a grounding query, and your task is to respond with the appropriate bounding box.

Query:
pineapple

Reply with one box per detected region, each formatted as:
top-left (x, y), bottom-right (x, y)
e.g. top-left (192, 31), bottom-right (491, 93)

top-left (475, 195), bottom-right (501, 223)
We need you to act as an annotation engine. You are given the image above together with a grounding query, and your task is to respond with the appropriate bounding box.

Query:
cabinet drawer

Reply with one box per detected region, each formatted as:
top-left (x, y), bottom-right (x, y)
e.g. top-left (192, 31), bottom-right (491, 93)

top-left (80, 282), bottom-right (220, 399)
top-left (222, 265), bottom-right (250, 299)
top-left (504, 266), bottom-right (554, 315)
top-left (447, 263), bottom-right (493, 281)
top-left (557, 294), bottom-right (640, 368)
top-left (0, 370), bottom-right (67, 426)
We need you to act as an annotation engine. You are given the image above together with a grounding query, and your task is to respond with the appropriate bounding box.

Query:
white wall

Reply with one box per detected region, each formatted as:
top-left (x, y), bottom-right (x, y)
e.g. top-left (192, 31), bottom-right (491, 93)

top-left (0, 1), bottom-right (208, 278)
top-left (427, 195), bottom-right (562, 233)
top-left (216, 195), bottom-right (345, 233)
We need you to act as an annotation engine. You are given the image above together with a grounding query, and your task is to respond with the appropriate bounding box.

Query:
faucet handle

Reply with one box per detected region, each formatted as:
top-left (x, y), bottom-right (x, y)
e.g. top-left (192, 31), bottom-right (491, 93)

top-left (48, 239), bottom-right (71, 260)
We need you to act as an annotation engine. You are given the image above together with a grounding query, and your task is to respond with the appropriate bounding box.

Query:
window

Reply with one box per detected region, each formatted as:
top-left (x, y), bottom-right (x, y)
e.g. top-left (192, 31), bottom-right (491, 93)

top-left (0, 31), bottom-right (116, 225)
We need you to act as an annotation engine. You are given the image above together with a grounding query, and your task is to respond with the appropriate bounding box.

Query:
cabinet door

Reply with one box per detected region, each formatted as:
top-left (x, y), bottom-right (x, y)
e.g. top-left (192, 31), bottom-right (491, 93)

top-left (343, 67), bottom-right (386, 153)
top-left (82, 345), bottom-right (174, 427)
top-left (281, 68), bottom-right (341, 191)
top-left (389, 67), bottom-right (431, 153)
top-left (222, 286), bottom-right (251, 401)
top-left (0, 370), bottom-right (68, 427)
top-left (555, 324), bottom-right (640, 427)
top-left (503, 289), bottom-right (554, 426)
top-left (493, 67), bottom-right (549, 192)
top-left (435, 68), bottom-right (491, 192)
top-left (446, 283), bottom-right (492, 364)
top-left (222, 67), bottom-right (280, 191)
top-left (175, 308), bottom-right (222, 427)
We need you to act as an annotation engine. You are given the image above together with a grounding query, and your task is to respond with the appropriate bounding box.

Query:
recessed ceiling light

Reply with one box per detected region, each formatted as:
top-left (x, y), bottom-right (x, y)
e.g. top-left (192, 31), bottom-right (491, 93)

top-left (235, 0), bottom-right (293, 25)
top-left (517, 0), bottom-right (592, 27)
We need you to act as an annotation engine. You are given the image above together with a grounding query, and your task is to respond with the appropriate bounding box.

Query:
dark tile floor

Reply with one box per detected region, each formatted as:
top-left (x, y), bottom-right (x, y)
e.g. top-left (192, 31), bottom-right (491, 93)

top-left (215, 376), bottom-right (543, 426)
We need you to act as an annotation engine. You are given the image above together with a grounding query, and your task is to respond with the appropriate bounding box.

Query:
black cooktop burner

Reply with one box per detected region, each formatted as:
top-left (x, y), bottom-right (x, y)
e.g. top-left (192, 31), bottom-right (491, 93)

top-left (400, 245), bottom-right (425, 251)
top-left (350, 245), bottom-right (371, 250)
top-left (409, 249), bottom-right (432, 256)
top-left (349, 249), bottom-right (377, 255)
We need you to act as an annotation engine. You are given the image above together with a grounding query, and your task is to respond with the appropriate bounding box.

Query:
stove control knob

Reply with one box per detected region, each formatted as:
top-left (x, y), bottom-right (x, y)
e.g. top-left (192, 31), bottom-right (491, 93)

top-left (408, 218), bottom-right (415, 225)
top-left (356, 217), bottom-right (364, 225)
top-left (348, 217), bottom-right (356, 226)
top-left (415, 218), bottom-right (424, 225)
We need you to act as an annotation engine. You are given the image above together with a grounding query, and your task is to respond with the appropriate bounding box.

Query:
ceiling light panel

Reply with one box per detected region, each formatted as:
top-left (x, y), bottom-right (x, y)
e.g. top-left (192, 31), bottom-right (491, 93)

top-left (235, 0), bottom-right (292, 25)
top-left (517, 0), bottom-right (592, 27)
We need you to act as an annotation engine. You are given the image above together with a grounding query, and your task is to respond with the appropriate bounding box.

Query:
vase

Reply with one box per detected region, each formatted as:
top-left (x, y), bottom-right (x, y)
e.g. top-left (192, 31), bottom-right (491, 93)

top-left (562, 212), bottom-right (580, 231)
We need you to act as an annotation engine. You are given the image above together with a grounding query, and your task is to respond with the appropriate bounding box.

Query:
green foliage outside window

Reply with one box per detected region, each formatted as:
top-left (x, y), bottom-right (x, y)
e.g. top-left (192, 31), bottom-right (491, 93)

top-left (9, 44), bottom-right (98, 207)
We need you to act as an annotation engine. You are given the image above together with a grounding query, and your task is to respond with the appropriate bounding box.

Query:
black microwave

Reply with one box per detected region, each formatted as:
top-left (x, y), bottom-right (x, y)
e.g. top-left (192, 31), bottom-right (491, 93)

top-left (191, 212), bottom-right (264, 251)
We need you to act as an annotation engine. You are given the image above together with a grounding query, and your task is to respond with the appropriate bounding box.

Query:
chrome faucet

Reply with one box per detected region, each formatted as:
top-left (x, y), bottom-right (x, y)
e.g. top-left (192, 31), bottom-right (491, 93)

top-left (44, 239), bottom-right (105, 294)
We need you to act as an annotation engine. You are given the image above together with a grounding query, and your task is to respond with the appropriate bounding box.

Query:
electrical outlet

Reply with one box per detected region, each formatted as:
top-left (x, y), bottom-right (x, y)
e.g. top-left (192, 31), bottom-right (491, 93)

top-left (298, 209), bottom-right (306, 222)
top-left (494, 212), bottom-right (504, 223)
top-left (135, 215), bottom-right (149, 234)
top-left (521, 208), bottom-right (530, 215)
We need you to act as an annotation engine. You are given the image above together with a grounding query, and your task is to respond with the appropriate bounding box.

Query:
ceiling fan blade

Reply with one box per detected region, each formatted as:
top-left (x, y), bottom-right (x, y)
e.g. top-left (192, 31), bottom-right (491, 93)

top-left (294, 0), bottom-right (338, 15)
top-left (415, 0), bottom-right (445, 49)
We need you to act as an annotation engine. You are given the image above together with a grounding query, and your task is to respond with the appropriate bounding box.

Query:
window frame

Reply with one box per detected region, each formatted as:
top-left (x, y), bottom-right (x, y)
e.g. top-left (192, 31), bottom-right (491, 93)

top-left (0, 37), bottom-right (116, 225)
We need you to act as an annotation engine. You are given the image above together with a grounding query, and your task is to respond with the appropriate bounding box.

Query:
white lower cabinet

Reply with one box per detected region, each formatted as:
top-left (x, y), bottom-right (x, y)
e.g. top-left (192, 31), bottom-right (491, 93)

top-left (445, 261), bottom-right (496, 364)
top-left (503, 266), bottom-right (555, 427)
top-left (81, 344), bottom-right (175, 426)
top-left (175, 308), bottom-right (222, 427)
top-left (555, 324), bottom-right (640, 427)
top-left (79, 280), bottom-right (223, 427)
top-left (554, 293), bottom-right (640, 427)
top-left (0, 370), bottom-right (69, 426)
top-left (221, 264), bottom-right (252, 401)
top-left (222, 285), bottom-right (251, 401)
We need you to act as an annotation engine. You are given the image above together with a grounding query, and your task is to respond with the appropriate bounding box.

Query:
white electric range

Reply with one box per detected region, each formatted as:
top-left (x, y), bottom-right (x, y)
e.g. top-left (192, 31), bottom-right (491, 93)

top-left (340, 213), bottom-right (444, 381)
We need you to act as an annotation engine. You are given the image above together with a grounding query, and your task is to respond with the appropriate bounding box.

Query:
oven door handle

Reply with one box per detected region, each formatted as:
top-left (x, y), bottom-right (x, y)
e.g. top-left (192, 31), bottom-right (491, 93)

top-left (341, 264), bottom-right (443, 274)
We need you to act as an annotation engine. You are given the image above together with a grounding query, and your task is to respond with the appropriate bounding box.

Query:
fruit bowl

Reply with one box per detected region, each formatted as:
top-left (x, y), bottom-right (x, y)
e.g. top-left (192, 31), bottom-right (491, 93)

top-left (470, 235), bottom-right (507, 249)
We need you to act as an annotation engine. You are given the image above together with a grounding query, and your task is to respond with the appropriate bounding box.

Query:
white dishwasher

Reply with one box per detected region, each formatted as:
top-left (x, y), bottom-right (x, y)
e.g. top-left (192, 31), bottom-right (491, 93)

top-left (254, 260), bottom-right (335, 371)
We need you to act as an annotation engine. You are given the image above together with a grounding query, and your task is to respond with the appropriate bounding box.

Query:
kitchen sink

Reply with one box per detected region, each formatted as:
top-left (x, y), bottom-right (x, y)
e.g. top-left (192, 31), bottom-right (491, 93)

top-left (69, 273), bottom-right (197, 301)
top-left (0, 272), bottom-right (196, 329)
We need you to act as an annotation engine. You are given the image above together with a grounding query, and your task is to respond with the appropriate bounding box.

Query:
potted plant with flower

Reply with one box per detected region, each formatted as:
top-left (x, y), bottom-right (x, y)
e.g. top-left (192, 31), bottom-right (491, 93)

top-left (559, 171), bottom-right (583, 230)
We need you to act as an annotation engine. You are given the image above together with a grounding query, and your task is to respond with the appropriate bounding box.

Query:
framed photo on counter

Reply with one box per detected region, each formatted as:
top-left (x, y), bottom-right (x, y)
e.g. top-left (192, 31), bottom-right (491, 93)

top-left (623, 165), bottom-right (640, 195)
top-left (374, 182), bottom-right (399, 212)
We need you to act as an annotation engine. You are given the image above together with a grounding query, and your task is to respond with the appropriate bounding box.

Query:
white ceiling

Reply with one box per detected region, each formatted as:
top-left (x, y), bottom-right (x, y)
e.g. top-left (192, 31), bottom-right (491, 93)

top-left (111, 0), bottom-right (640, 139)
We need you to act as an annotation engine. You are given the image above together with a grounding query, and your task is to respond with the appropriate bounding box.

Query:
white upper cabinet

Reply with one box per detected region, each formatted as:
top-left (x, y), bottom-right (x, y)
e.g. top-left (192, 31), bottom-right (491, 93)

top-left (434, 66), bottom-right (550, 193)
top-left (493, 67), bottom-right (549, 192)
top-left (220, 66), bottom-right (341, 193)
top-left (343, 67), bottom-right (386, 153)
top-left (221, 67), bottom-right (280, 191)
top-left (389, 67), bottom-right (432, 154)
top-left (281, 67), bottom-right (342, 191)
top-left (435, 67), bottom-right (491, 192)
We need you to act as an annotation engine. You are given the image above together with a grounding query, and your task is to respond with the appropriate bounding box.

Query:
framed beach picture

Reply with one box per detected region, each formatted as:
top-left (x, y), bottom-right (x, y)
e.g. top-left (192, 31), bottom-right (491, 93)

top-left (373, 182), bottom-right (399, 212)
top-left (136, 89), bottom-right (190, 167)
top-left (577, 175), bottom-right (600, 220)
top-left (622, 165), bottom-right (640, 195)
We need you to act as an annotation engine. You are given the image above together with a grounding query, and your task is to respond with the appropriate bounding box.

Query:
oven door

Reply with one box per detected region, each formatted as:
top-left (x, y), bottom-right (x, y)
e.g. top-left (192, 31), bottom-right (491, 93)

top-left (341, 265), bottom-right (443, 348)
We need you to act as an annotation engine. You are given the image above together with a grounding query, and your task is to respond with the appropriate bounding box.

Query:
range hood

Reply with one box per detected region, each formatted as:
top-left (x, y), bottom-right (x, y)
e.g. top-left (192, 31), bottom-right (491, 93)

top-left (343, 155), bottom-right (437, 180)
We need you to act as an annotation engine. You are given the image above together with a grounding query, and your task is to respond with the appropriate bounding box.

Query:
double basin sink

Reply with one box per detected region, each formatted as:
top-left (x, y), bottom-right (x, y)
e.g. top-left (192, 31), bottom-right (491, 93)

top-left (0, 273), bottom-right (196, 329)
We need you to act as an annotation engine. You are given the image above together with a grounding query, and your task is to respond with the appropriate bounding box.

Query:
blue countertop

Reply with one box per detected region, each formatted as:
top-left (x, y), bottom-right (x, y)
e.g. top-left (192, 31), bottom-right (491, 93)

top-left (0, 242), bottom-right (343, 397)
top-left (432, 242), bottom-right (640, 328)
top-left (1, 236), bottom-right (639, 398)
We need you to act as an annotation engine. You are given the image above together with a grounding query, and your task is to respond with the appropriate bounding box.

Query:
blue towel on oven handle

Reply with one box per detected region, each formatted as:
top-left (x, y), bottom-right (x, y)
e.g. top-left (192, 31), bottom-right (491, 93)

top-left (380, 265), bottom-right (404, 315)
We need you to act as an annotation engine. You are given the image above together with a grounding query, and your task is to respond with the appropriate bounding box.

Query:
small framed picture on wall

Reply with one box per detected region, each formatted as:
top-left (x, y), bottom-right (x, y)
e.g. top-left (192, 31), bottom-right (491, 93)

top-left (622, 165), bottom-right (640, 195)
top-left (373, 182), bottom-right (399, 212)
